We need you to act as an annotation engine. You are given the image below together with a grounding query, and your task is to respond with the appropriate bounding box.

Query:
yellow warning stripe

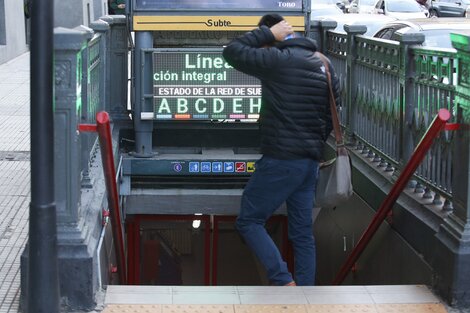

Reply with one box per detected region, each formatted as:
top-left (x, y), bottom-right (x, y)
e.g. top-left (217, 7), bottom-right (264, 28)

top-left (133, 15), bottom-right (305, 31)
top-left (103, 303), bottom-right (448, 313)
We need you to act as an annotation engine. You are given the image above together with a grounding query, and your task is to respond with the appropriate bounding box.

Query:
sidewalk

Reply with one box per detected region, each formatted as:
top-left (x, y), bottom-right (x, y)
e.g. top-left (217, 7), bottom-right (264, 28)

top-left (1, 52), bottom-right (470, 313)
top-left (0, 52), bottom-right (31, 313)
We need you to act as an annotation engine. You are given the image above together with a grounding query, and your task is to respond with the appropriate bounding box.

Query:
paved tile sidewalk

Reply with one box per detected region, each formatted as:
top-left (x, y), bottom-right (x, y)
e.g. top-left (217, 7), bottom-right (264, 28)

top-left (0, 52), bottom-right (31, 313)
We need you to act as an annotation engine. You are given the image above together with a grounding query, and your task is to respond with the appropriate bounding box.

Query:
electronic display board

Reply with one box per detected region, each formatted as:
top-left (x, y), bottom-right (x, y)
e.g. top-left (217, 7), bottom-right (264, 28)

top-left (135, 0), bottom-right (303, 10)
top-left (153, 50), bottom-right (261, 121)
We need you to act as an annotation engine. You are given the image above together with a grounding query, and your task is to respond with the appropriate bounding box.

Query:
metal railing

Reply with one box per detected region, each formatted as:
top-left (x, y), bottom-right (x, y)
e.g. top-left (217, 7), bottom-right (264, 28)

top-left (321, 26), bottom-right (460, 210)
top-left (41, 18), bottom-right (130, 307)
top-left (79, 112), bottom-right (127, 284)
top-left (412, 46), bottom-right (456, 204)
top-left (333, 109), bottom-right (452, 284)
top-left (80, 31), bottom-right (102, 187)
top-left (354, 36), bottom-right (401, 165)
top-left (54, 18), bottom-right (128, 192)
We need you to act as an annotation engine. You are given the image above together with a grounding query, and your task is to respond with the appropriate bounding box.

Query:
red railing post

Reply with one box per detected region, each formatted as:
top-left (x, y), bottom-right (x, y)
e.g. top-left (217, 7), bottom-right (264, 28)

top-left (79, 113), bottom-right (127, 284)
top-left (333, 108), bottom-right (451, 285)
top-left (95, 111), bottom-right (127, 284)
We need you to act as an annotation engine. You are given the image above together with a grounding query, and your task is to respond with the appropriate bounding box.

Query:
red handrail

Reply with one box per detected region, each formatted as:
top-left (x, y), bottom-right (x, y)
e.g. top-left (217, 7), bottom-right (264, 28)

top-left (333, 108), bottom-right (451, 285)
top-left (79, 112), bottom-right (126, 284)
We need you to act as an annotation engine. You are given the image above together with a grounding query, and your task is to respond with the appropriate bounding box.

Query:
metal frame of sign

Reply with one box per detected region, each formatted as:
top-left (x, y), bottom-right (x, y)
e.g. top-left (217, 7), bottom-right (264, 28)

top-left (133, 15), bottom-right (306, 32)
top-left (129, 0), bottom-right (310, 32)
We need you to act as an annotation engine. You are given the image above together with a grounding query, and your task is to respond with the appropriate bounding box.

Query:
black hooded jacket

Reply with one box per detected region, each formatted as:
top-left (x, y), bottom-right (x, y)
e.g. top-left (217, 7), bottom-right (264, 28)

top-left (223, 26), bottom-right (341, 160)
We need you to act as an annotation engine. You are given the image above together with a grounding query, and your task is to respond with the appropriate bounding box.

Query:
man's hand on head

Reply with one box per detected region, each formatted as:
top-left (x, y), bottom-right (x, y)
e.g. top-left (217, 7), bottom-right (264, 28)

top-left (269, 20), bottom-right (294, 42)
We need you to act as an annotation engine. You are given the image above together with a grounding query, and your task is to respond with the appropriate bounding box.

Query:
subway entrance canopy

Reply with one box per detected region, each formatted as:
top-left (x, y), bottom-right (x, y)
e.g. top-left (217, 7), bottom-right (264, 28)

top-left (130, 0), bottom-right (309, 31)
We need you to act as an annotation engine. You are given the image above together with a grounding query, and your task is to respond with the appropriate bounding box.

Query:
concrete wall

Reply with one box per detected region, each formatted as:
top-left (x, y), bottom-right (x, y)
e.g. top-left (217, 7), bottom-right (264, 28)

top-left (0, 0), bottom-right (28, 64)
top-left (54, 0), bottom-right (109, 29)
top-left (93, 0), bottom-right (109, 22)
top-left (0, 0), bottom-right (109, 65)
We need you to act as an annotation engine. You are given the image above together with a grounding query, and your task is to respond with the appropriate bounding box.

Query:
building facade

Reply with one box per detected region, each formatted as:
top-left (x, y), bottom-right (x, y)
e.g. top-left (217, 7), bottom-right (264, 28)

top-left (0, 0), bottom-right (109, 65)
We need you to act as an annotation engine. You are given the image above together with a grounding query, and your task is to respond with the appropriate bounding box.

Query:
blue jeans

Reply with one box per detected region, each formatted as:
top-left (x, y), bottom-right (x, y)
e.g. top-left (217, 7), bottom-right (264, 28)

top-left (236, 156), bottom-right (319, 286)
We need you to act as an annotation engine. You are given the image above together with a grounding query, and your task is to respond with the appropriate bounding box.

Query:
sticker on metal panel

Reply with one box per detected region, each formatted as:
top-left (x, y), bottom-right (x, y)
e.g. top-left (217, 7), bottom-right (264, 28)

top-left (189, 162), bottom-right (200, 173)
top-left (201, 162), bottom-right (212, 173)
top-left (235, 162), bottom-right (246, 172)
top-left (224, 162), bottom-right (235, 172)
top-left (247, 162), bottom-right (255, 172)
top-left (212, 162), bottom-right (223, 173)
top-left (173, 163), bottom-right (182, 172)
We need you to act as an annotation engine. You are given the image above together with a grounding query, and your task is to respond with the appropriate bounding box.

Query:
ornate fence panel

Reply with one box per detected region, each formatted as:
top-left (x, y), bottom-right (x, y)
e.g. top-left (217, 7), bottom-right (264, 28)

top-left (411, 46), bottom-right (457, 207)
top-left (322, 26), bottom-right (460, 208)
top-left (325, 31), bottom-right (348, 126)
top-left (353, 36), bottom-right (401, 166)
top-left (316, 22), bottom-right (470, 305)
top-left (87, 34), bottom-right (102, 125)
top-left (81, 32), bottom-right (104, 187)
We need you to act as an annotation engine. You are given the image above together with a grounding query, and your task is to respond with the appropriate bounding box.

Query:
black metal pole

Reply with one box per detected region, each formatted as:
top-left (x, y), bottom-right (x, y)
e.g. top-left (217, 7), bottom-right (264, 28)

top-left (28, 0), bottom-right (60, 311)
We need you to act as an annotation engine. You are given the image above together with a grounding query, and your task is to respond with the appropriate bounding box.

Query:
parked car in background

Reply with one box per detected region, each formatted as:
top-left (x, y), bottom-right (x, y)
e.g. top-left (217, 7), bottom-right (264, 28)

top-left (311, 0), bottom-right (346, 17)
top-left (372, 0), bottom-right (429, 18)
top-left (373, 18), bottom-right (470, 48)
top-left (314, 13), bottom-right (398, 35)
top-left (427, 0), bottom-right (469, 17)
top-left (349, 0), bottom-right (378, 13)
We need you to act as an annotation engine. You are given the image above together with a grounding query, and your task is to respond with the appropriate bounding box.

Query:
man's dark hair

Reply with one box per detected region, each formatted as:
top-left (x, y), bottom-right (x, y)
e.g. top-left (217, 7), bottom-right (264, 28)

top-left (258, 13), bottom-right (284, 28)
